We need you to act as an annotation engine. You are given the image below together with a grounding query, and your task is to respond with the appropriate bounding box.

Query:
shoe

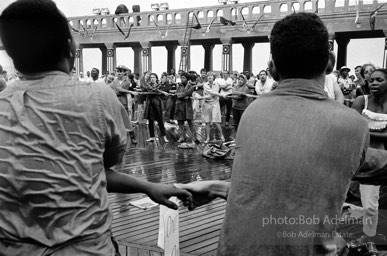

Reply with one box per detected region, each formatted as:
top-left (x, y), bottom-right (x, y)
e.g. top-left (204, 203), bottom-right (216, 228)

top-left (131, 138), bottom-right (137, 145)
top-left (220, 136), bottom-right (225, 142)
top-left (177, 137), bottom-right (185, 143)
top-left (163, 136), bottom-right (169, 143)
top-left (146, 137), bottom-right (155, 142)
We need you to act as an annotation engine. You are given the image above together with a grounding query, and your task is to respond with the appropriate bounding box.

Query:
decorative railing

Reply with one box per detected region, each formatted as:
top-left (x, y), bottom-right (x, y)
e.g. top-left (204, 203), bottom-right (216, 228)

top-left (67, 0), bottom-right (385, 32)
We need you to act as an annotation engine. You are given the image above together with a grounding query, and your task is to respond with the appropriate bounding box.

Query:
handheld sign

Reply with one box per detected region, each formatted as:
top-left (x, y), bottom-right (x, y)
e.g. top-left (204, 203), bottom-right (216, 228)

top-left (157, 197), bottom-right (179, 256)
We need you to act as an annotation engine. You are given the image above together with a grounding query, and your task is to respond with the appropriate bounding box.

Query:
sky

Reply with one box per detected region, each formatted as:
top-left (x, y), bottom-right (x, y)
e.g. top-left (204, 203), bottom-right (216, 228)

top-left (0, 0), bottom-right (386, 75)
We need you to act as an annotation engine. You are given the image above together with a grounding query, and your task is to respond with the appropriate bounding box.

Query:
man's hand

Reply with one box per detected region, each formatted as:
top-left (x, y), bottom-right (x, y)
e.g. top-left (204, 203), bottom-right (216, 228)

top-left (147, 183), bottom-right (192, 210)
top-left (174, 181), bottom-right (230, 210)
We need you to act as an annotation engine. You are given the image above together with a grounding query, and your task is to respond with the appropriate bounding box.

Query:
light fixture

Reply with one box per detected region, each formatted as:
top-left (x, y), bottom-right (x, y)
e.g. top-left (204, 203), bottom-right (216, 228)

top-left (101, 8), bottom-right (110, 15)
top-left (160, 3), bottom-right (169, 10)
top-left (93, 8), bottom-right (101, 15)
top-left (218, 0), bottom-right (228, 4)
top-left (151, 3), bottom-right (160, 11)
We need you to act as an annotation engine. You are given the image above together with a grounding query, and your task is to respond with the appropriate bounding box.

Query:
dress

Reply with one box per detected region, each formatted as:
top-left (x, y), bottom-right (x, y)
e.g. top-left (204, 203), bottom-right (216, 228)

top-left (359, 95), bottom-right (387, 237)
top-left (0, 71), bottom-right (129, 255)
top-left (217, 79), bottom-right (369, 256)
top-left (202, 81), bottom-right (221, 123)
top-left (174, 82), bottom-right (195, 121)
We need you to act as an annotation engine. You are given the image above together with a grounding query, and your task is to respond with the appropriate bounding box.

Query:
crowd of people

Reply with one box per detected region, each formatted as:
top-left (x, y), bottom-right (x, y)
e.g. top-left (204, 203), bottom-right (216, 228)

top-left (2, 0), bottom-right (387, 256)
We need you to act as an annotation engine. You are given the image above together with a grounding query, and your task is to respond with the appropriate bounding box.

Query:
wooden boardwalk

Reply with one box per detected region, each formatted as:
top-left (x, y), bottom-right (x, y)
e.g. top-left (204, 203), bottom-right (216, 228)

top-left (109, 121), bottom-right (387, 256)
top-left (110, 122), bottom-right (234, 256)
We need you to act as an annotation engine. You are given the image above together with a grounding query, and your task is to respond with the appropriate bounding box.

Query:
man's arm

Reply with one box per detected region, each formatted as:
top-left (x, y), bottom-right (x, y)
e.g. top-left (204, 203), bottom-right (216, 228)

top-left (333, 82), bottom-right (344, 104)
top-left (175, 180), bottom-right (230, 210)
top-left (353, 148), bottom-right (387, 186)
top-left (106, 168), bottom-right (192, 209)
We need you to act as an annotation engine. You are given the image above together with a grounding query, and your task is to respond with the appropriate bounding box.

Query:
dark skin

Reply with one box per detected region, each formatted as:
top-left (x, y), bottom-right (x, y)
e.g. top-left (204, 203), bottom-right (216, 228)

top-left (352, 70), bottom-right (387, 143)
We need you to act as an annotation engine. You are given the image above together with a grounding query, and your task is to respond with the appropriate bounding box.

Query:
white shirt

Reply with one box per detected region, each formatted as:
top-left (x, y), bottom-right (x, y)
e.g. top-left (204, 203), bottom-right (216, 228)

top-left (324, 74), bottom-right (337, 100)
top-left (216, 77), bottom-right (233, 96)
top-left (255, 78), bottom-right (274, 95)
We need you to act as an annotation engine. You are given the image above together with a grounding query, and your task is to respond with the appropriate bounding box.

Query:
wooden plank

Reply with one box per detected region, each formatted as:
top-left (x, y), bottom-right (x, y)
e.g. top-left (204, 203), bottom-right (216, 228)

top-left (110, 124), bottom-right (232, 256)
top-left (119, 245), bottom-right (127, 256)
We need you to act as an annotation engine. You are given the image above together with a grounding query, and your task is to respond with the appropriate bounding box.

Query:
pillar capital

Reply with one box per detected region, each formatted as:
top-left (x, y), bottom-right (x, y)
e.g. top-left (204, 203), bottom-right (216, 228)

top-left (220, 37), bottom-right (233, 45)
top-left (103, 43), bottom-right (115, 50)
top-left (140, 41), bottom-right (152, 48)
top-left (165, 45), bottom-right (177, 51)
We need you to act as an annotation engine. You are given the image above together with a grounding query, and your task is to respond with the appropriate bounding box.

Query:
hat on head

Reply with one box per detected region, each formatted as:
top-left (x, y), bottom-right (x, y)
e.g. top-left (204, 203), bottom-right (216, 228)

top-left (340, 66), bottom-right (350, 73)
top-left (116, 65), bottom-right (129, 71)
top-left (238, 74), bottom-right (247, 81)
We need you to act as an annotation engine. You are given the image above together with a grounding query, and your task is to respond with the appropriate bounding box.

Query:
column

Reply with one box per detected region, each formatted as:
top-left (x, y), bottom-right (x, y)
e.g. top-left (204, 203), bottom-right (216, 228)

top-left (101, 43), bottom-right (116, 74)
top-left (133, 46), bottom-right (142, 75)
top-left (221, 38), bottom-right (233, 73)
top-left (242, 42), bottom-right (254, 73)
top-left (140, 42), bottom-right (152, 73)
top-left (178, 40), bottom-right (190, 72)
top-left (165, 45), bottom-right (177, 73)
top-left (74, 46), bottom-right (83, 74)
top-left (336, 37), bottom-right (350, 70)
top-left (203, 44), bottom-right (215, 72)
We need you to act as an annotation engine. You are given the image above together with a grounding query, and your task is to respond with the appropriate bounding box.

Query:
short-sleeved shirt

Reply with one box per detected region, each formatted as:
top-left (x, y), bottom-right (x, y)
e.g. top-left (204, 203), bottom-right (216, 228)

top-left (0, 71), bottom-right (129, 252)
top-left (217, 79), bottom-right (369, 256)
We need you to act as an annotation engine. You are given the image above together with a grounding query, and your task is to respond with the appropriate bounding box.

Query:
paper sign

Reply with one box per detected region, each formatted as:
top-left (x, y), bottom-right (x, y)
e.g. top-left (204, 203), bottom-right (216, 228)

top-left (129, 197), bottom-right (159, 210)
top-left (157, 197), bottom-right (179, 256)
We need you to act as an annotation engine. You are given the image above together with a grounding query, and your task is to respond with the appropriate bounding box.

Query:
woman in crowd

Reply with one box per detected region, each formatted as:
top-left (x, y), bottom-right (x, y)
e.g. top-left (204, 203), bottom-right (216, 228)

top-left (227, 74), bottom-right (250, 133)
top-left (174, 72), bottom-right (199, 143)
top-left (324, 52), bottom-right (344, 103)
top-left (202, 72), bottom-right (225, 143)
top-left (356, 63), bottom-right (376, 97)
top-left (141, 73), bottom-right (169, 143)
top-left (352, 68), bottom-right (387, 244)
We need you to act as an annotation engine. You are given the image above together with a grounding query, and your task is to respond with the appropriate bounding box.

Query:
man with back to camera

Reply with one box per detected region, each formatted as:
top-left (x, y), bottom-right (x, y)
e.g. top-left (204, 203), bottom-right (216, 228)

top-left (176, 12), bottom-right (387, 255)
top-left (0, 0), bottom-right (191, 255)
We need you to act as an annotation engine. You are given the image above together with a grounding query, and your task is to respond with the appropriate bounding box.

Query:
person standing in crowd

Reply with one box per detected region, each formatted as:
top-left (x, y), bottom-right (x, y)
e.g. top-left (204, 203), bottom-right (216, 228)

top-left (141, 73), bottom-right (169, 143)
top-left (255, 69), bottom-right (275, 96)
top-left (159, 72), bottom-right (172, 123)
top-left (227, 74), bottom-right (250, 133)
top-left (243, 70), bottom-right (256, 104)
top-left (356, 63), bottom-right (376, 97)
top-left (218, 71), bottom-right (233, 126)
top-left (354, 65), bottom-right (364, 89)
top-left (0, 65), bottom-right (7, 92)
top-left (202, 72), bottom-right (225, 143)
top-left (324, 51), bottom-right (344, 103)
top-left (338, 66), bottom-right (355, 106)
top-left (0, 1), bottom-right (191, 255)
top-left (352, 68), bottom-right (387, 247)
top-left (169, 68), bottom-right (176, 83)
top-left (176, 12), bottom-right (380, 256)
top-left (174, 72), bottom-right (199, 143)
top-left (90, 67), bottom-right (105, 83)
top-left (135, 71), bottom-right (150, 124)
top-left (110, 65), bottom-right (137, 145)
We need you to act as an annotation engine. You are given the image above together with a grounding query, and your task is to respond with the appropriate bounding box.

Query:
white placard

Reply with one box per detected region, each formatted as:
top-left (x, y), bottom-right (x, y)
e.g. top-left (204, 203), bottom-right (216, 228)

top-left (157, 197), bottom-right (179, 256)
